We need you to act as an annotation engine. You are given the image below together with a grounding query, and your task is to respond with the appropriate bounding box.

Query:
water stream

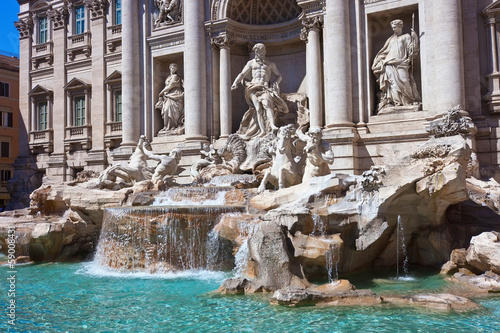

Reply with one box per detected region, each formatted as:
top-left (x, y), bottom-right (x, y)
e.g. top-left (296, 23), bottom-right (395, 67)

top-left (396, 215), bottom-right (410, 278)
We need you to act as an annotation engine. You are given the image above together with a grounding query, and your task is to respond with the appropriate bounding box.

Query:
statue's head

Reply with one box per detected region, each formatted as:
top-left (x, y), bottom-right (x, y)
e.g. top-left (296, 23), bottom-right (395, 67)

top-left (253, 43), bottom-right (266, 58)
top-left (390, 19), bottom-right (404, 32)
top-left (170, 148), bottom-right (182, 162)
top-left (169, 63), bottom-right (178, 73)
top-left (308, 126), bottom-right (322, 143)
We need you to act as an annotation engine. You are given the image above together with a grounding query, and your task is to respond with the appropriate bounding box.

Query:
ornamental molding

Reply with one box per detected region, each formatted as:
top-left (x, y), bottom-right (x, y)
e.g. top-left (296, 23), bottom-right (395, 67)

top-left (210, 35), bottom-right (233, 49)
top-left (14, 16), bottom-right (33, 39)
top-left (47, 6), bottom-right (69, 30)
top-left (300, 15), bottom-right (323, 42)
top-left (84, 0), bottom-right (108, 19)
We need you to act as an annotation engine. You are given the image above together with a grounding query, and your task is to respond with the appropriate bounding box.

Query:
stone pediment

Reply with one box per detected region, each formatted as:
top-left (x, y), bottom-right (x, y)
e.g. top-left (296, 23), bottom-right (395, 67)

top-left (64, 77), bottom-right (91, 91)
top-left (29, 84), bottom-right (53, 97)
top-left (104, 70), bottom-right (122, 84)
top-left (483, 1), bottom-right (500, 16)
top-left (31, 0), bottom-right (51, 13)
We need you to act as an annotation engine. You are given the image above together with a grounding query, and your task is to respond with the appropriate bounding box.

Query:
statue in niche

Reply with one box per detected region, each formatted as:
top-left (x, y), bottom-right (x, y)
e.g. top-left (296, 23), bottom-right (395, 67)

top-left (296, 127), bottom-right (334, 183)
top-left (371, 19), bottom-right (421, 113)
top-left (154, 0), bottom-right (181, 27)
top-left (155, 63), bottom-right (185, 136)
top-left (232, 43), bottom-right (289, 140)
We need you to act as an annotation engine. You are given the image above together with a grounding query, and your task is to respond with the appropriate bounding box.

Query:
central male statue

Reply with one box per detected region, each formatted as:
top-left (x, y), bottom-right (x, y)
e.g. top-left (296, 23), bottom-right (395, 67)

top-left (232, 43), bottom-right (289, 139)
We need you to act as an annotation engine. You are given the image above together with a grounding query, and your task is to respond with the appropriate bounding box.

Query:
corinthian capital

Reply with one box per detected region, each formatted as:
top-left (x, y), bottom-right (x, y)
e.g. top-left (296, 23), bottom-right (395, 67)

top-left (84, 0), bottom-right (108, 19)
top-left (300, 15), bottom-right (323, 42)
top-left (48, 6), bottom-right (69, 30)
top-left (14, 16), bottom-right (33, 39)
top-left (211, 35), bottom-right (233, 50)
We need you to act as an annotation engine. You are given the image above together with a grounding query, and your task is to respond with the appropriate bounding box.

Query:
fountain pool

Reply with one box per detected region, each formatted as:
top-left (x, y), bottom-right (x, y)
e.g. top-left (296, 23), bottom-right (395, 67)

top-left (1, 262), bottom-right (499, 332)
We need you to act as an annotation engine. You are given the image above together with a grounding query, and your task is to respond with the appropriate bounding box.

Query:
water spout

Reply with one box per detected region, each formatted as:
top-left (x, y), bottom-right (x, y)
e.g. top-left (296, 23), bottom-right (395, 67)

top-left (396, 215), bottom-right (409, 278)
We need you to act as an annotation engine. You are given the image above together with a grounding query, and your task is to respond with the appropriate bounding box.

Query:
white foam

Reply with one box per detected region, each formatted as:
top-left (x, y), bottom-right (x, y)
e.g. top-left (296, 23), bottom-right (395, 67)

top-left (76, 262), bottom-right (228, 281)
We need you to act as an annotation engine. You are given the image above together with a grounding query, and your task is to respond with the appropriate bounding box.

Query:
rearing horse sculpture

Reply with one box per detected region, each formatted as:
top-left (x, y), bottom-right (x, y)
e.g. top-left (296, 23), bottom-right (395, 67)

top-left (97, 135), bottom-right (152, 189)
top-left (258, 124), bottom-right (301, 193)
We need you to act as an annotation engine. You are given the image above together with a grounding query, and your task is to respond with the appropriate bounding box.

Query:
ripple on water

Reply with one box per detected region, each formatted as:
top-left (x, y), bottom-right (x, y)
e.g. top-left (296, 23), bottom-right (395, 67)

top-left (2, 263), bottom-right (500, 332)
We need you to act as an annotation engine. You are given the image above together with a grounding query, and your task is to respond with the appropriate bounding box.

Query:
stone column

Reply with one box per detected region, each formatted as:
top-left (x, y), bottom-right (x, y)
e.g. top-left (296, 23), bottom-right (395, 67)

top-left (88, 1), bottom-right (107, 152)
top-left (121, 0), bottom-right (141, 146)
top-left (301, 16), bottom-right (323, 128)
top-left (14, 17), bottom-right (32, 157)
top-left (183, 0), bottom-right (207, 140)
top-left (210, 43), bottom-right (220, 138)
top-left (426, 0), bottom-right (464, 114)
top-left (212, 36), bottom-right (232, 138)
top-left (323, 0), bottom-right (353, 128)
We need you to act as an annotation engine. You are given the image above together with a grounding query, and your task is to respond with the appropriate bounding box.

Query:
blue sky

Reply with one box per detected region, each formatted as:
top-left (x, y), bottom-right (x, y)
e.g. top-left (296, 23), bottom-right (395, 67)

top-left (0, 1), bottom-right (20, 57)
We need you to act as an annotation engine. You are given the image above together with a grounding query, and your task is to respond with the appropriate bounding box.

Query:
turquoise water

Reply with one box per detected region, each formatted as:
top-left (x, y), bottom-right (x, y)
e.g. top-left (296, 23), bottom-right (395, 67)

top-left (1, 263), bottom-right (500, 332)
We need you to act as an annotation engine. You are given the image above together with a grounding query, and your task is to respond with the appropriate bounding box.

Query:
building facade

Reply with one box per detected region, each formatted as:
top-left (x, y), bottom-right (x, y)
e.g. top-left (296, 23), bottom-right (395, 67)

top-left (0, 54), bottom-right (20, 209)
top-left (12, 0), bottom-right (500, 193)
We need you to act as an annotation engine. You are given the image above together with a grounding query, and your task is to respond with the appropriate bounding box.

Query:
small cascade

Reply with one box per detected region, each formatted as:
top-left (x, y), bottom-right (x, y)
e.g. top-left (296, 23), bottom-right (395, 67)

top-left (94, 205), bottom-right (243, 273)
top-left (325, 244), bottom-right (340, 283)
top-left (311, 214), bottom-right (327, 236)
top-left (396, 215), bottom-right (410, 278)
top-left (152, 186), bottom-right (234, 206)
top-left (233, 240), bottom-right (250, 277)
top-left (208, 174), bottom-right (257, 187)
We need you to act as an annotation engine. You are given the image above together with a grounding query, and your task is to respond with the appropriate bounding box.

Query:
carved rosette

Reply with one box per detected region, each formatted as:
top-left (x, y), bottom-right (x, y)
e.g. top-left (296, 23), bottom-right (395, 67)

top-left (300, 15), bottom-right (323, 42)
top-left (14, 17), bottom-right (33, 39)
top-left (210, 35), bottom-right (233, 50)
top-left (85, 0), bottom-right (108, 19)
top-left (48, 7), bottom-right (69, 30)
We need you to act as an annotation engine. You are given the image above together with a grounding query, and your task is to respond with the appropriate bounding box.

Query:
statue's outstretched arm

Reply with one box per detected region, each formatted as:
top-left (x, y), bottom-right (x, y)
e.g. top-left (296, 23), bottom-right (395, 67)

top-left (232, 62), bottom-right (252, 90)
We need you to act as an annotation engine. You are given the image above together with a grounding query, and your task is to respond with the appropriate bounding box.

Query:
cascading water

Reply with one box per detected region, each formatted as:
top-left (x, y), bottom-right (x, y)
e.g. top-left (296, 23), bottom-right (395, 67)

top-left (325, 244), bottom-right (340, 283)
top-left (312, 214), bottom-right (327, 236)
top-left (94, 205), bottom-right (243, 273)
top-left (396, 215), bottom-right (409, 278)
top-left (152, 186), bottom-right (233, 206)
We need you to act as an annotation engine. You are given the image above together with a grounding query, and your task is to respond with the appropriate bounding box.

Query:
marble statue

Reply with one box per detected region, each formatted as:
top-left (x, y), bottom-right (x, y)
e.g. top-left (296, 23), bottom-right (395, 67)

top-left (296, 127), bottom-right (334, 182)
top-left (143, 146), bottom-right (182, 184)
top-left (156, 63), bottom-right (184, 135)
top-left (371, 19), bottom-right (421, 113)
top-left (258, 124), bottom-right (301, 193)
top-left (97, 135), bottom-right (152, 189)
top-left (232, 43), bottom-right (289, 140)
top-left (154, 0), bottom-right (181, 27)
top-left (190, 144), bottom-right (221, 178)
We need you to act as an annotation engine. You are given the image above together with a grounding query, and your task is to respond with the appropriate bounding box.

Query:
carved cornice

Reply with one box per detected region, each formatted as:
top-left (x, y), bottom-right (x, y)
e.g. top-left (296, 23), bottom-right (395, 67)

top-left (84, 0), bottom-right (108, 19)
top-left (14, 16), bottom-right (33, 39)
top-left (210, 35), bottom-right (233, 50)
top-left (48, 7), bottom-right (69, 30)
top-left (300, 15), bottom-right (323, 42)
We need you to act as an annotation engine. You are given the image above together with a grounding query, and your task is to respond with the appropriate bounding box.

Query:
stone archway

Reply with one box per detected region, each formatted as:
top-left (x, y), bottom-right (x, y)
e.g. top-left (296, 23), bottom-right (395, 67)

top-left (212, 0), bottom-right (302, 23)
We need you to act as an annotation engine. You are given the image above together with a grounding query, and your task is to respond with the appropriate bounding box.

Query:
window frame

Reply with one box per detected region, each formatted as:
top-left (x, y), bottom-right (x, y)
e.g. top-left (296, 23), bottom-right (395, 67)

top-left (114, 89), bottom-right (122, 122)
top-left (75, 5), bottom-right (86, 35)
top-left (115, 0), bottom-right (122, 25)
top-left (73, 95), bottom-right (86, 126)
top-left (0, 82), bottom-right (9, 98)
top-left (0, 142), bottom-right (10, 158)
top-left (38, 16), bottom-right (48, 44)
top-left (37, 101), bottom-right (48, 131)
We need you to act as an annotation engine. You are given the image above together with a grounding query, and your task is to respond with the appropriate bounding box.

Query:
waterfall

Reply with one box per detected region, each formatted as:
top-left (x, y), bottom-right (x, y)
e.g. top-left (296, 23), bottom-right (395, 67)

top-left (396, 215), bottom-right (409, 278)
top-left (94, 206), bottom-right (243, 273)
top-left (312, 214), bottom-right (327, 236)
top-left (325, 244), bottom-right (340, 283)
top-left (233, 240), bottom-right (250, 277)
top-left (152, 186), bottom-right (234, 206)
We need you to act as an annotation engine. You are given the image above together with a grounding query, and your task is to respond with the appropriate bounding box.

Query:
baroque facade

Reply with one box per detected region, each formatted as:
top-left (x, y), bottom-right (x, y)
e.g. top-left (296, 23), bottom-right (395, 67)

top-left (13, 0), bottom-right (500, 189)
